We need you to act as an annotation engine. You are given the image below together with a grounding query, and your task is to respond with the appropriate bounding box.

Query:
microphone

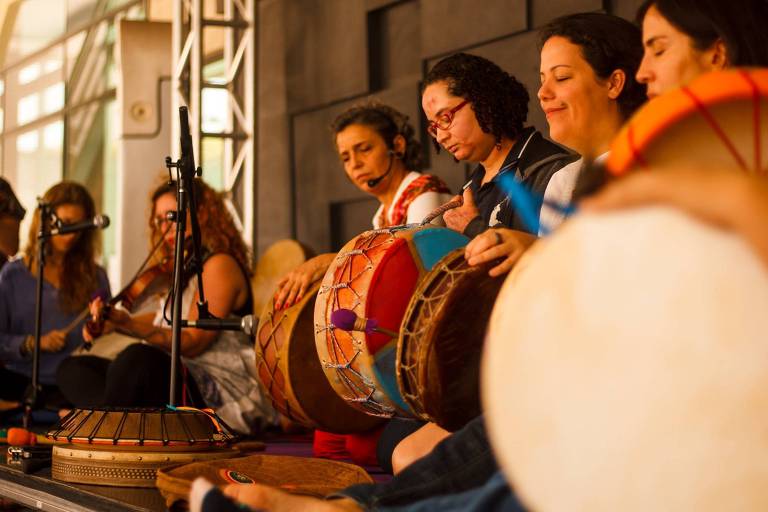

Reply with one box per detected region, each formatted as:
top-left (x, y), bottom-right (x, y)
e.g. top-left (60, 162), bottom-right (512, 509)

top-left (182, 315), bottom-right (255, 336)
top-left (366, 150), bottom-right (397, 188)
top-left (330, 308), bottom-right (399, 338)
top-left (50, 214), bottom-right (110, 236)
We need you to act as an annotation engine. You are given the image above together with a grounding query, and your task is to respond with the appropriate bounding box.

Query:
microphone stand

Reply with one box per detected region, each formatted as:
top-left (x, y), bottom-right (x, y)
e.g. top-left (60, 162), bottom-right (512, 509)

top-left (23, 200), bottom-right (52, 428)
top-left (164, 106), bottom-right (210, 407)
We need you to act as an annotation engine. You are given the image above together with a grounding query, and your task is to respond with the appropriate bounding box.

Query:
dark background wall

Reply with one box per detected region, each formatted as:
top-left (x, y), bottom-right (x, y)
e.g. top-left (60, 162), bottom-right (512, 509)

top-left (256, 0), bottom-right (645, 255)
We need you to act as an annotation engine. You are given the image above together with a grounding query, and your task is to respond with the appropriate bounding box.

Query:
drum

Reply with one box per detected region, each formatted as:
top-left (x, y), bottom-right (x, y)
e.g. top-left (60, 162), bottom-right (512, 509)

top-left (252, 239), bottom-right (315, 319)
top-left (608, 68), bottom-right (768, 175)
top-left (397, 248), bottom-right (504, 431)
top-left (48, 407), bottom-right (240, 488)
top-left (255, 281), bottom-right (380, 433)
top-left (483, 207), bottom-right (768, 511)
top-left (315, 225), bottom-right (468, 418)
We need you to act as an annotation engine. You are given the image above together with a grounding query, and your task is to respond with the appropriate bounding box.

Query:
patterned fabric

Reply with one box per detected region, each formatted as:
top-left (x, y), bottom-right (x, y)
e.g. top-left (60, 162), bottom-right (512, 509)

top-left (378, 174), bottom-right (451, 228)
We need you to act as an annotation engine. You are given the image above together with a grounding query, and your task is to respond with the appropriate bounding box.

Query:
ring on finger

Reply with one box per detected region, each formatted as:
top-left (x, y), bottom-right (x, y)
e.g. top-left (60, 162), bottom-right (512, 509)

top-left (493, 230), bottom-right (503, 245)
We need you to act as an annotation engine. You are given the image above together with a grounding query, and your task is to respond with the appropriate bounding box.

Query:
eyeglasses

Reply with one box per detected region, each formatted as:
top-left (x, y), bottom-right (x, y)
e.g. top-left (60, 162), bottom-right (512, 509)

top-left (427, 100), bottom-right (468, 137)
top-left (151, 213), bottom-right (175, 231)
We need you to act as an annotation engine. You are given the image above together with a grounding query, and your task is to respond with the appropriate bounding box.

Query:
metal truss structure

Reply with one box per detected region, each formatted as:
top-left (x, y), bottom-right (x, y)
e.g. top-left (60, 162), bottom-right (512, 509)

top-left (171, 0), bottom-right (256, 248)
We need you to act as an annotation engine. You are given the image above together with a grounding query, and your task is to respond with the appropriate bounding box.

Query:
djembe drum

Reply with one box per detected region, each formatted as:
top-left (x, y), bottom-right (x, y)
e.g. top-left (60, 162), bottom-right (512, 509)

top-left (48, 408), bottom-right (240, 488)
top-left (315, 225), bottom-right (468, 418)
top-left (483, 207), bottom-right (768, 511)
top-left (255, 281), bottom-right (380, 432)
top-left (397, 248), bottom-right (504, 431)
top-left (607, 68), bottom-right (768, 175)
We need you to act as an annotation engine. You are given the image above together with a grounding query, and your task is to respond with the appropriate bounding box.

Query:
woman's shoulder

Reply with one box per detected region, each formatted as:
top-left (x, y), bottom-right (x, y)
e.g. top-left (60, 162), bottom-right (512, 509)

top-left (0, 258), bottom-right (30, 279)
top-left (202, 252), bottom-right (248, 281)
top-left (406, 172), bottom-right (451, 195)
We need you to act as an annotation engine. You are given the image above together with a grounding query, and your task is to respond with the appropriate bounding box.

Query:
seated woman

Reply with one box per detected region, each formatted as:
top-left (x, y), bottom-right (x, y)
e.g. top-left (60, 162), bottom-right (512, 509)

top-left (0, 182), bottom-right (110, 411)
top-left (58, 179), bottom-right (267, 434)
top-left (466, 11), bottom-right (646, 274)
top-left (0, 177), bottom-right (25, 272)
top-left (273, 102), bottom-right (451, 468)
top-left (274, 102), bottom-right (451, 311)
top-left (421, 52), bottom-right (574, 239)
top-left (395, 12), bottom-right (646, 475)
top-left (636, 0), bottom-right (768, 99)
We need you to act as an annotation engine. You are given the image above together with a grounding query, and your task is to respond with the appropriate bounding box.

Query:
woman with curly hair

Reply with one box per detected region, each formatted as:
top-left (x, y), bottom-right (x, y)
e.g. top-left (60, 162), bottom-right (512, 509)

top-left (0, 181), bottom-right (110, 409)
top-left (59, 179), bottom-right (268, 434)
top-left (422, 52), bottom-right (575, 239)
top-left (273, 102), bottom-right (451, 311)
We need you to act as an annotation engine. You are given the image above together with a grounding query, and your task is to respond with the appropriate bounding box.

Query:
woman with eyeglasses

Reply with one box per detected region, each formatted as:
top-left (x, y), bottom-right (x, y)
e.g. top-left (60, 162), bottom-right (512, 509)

top-left (465, 12), bottom-right (646, 275)
top-left (0, 181), bottom-right (110, 411)
top-left (421, 52), bottom-right (575, 240)
top-left (57, 179), bottom-right (268, 434)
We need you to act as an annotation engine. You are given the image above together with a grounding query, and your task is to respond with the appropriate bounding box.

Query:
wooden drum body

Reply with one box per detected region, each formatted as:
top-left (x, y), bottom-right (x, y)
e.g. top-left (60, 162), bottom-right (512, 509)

top-left (315, 225), bottom-right (468, 418)
top-left (397, 248), bottom-right (504, 431)
top-left (255, 282), bottom-right (380, 433)
top-left (608, 68), bottom-right (768, 175)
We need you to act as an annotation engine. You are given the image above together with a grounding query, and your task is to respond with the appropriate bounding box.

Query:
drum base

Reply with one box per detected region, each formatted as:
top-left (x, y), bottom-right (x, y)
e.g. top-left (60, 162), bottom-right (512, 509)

top-left (52, 444), bottom-right (240, 488)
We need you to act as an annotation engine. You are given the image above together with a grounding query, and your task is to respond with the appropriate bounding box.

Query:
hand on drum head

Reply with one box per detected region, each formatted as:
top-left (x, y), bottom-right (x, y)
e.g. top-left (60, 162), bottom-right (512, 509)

top-left (274, 253), bottom-right (336, 310)
top-left (581, 167), bottom-right (768, 268)
top-left (465, 228), bottom-right (537, 277)
top-left (444, 188), bottom-right (479, 233)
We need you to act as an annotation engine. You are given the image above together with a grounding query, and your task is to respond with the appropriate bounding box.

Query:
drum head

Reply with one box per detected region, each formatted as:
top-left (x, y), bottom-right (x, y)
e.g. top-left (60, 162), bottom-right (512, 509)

top-left (255, 281), bottom-right (380, 433)
top-left (315, 225), bottom-right (468, 418)
top-left (252, 240), bottom-right (314, 319)
top-left (398, 248), bottom-right (504, 431)
top-left (484, 207), bottom-right (768, 511)
top-left (608, 68), bottom-right (768, 175)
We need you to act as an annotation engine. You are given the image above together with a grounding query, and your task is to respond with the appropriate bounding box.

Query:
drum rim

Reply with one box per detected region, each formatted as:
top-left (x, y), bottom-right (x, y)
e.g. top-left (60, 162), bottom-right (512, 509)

top-left (607, 67), bottom-right (768, 175)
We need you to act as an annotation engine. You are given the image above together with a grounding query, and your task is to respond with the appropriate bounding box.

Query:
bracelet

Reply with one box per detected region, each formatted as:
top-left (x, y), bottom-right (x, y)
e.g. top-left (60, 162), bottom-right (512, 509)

top-left (20, 335), bottom-right (34, 357)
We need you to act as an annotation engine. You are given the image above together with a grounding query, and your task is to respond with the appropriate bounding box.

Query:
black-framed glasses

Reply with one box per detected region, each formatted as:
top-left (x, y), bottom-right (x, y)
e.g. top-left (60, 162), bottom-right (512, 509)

top-left (427, 100), bottom-right (468, 137)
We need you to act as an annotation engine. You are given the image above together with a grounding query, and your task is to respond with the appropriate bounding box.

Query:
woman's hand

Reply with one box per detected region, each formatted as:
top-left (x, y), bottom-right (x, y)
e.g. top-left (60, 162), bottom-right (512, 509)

top-left (444, 187), bottom-right (479, 233)
top-left (273, 253), bottom-right (336, 310)
top-left (39, 330), bottom-right (67, 352)
top-left (82, 296), bottom-right (130, 342)
top-left (465, 228), bottom-right (537, 277)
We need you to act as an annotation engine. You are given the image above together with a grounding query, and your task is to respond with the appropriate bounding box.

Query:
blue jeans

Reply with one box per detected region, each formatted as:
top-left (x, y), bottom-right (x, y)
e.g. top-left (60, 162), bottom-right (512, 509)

top-left (336, 416), bottom-right (517, 509)
top-left (381, 472), bottom-right (525, 512)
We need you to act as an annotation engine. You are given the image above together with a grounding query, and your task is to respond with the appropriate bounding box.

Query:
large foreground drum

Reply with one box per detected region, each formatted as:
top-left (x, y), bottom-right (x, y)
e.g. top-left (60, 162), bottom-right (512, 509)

top-left (608, 68), bottom-right (768, 175)
top-left (48, 408), bottom-right (239, 488)
top-left (255, 281), bottom-right (380, 433)
top-left (484, 207), bottom-right (768, 511)
top-left (315, 225), bottom-right (468, 417)
top-left (397, 247), bottom-right (504, 431)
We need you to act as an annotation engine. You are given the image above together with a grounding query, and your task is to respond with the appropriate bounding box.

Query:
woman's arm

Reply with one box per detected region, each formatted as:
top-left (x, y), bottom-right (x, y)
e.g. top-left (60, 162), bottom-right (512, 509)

top-left (106, 253), bottom-right (248, 357)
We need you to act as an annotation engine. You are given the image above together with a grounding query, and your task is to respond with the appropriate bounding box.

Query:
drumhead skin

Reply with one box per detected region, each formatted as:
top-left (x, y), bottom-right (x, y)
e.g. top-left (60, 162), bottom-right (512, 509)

top-left (608, 68), bottom-right (768, 175)
top-left (315, 225), bottom-right (468, 418)
top-left (256, 281), bottom-right (381, 433)
top-left (484, 207), bottom-right (768, 511)
top-left (397, 247), bottom-right (504, 431)
top-left (252, 239), bottom-right (314, 319)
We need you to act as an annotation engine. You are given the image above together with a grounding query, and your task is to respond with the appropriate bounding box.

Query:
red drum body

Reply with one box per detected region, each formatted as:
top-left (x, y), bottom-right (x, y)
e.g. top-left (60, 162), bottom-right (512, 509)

top-left (255, 282), bottom-right (380, 433)
top-left (397, 248), bottom-right (504, 431)
top-left (315, 225), bottom-right (468, 418)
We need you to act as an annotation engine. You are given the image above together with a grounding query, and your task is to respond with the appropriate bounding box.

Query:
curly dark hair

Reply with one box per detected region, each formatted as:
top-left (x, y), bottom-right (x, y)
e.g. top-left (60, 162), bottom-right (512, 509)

top-left (24, 181), bottom-right (101, 314)
top-left (330, 102), bottom-right (423, 171)
top-left (423, 53), bottom-right (529, 152)
top-left (150, 179), bottom-right (251, 276)
top-left (539, 12), bottom-right (646, 120)
top-left (637, 0), bottom-right (768, 67)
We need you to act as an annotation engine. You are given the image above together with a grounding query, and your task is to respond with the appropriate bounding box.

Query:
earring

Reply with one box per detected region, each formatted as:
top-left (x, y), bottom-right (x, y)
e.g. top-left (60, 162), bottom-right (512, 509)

top-left (495, 141), bottom-right (502, 151)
